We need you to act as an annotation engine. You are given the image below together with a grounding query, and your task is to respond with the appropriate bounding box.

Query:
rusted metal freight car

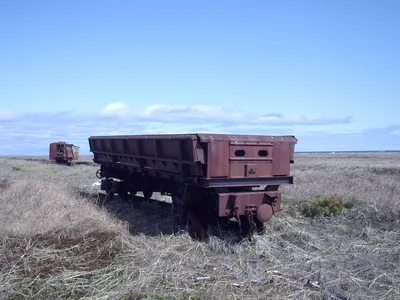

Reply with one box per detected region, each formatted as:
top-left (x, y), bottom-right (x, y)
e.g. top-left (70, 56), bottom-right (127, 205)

top-left (49, 141), bottom-right (79, 165)
top-left (89, 133), bottom-right (297, 240)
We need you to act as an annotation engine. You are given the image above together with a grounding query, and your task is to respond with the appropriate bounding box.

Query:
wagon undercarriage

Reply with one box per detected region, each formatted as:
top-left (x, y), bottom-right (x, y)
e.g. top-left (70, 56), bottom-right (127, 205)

top-left (98, 176), bottom-right (279, 241)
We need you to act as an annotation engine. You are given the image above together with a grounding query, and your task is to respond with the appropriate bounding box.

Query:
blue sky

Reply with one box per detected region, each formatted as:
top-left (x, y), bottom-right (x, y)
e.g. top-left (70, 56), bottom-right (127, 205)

top-left (0, 0), bottom-right (399, 155)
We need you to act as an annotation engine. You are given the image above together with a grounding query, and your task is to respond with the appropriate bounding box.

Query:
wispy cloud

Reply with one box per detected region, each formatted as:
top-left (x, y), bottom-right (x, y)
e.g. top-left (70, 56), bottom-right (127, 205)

top-left (0, 103), bottom-right (397, 155)
top-left (98, 102), bottom-right (353, 127)
top-left (299, 126), bottom-right (400, 152)
top-left (252, 114), bottom-right (352, 126)
top-left (100, 102), bottom-right (130, 118)
top-left (0, 109), bottom-right (13, 121)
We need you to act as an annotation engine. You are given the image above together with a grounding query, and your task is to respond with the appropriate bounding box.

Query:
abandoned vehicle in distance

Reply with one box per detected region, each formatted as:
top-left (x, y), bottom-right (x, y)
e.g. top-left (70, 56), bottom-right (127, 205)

top-left (88, 133), bottom-right (297, 240)
top-left (49, 141), bottom-right (79, 165)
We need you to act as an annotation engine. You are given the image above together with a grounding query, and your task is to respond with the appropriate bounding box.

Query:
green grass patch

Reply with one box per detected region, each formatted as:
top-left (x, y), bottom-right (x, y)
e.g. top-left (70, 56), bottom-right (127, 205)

top-left (301, 195), bottom-right (354, 218)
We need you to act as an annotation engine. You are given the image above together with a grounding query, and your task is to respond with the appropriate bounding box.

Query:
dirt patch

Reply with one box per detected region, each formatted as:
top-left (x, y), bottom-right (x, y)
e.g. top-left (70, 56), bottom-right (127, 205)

top-left (0, 178), bottom-right (11, 191)
top-left (74, 161), bottom-right (98, 166)
top-left (370, 166), bottom-right (400, 176)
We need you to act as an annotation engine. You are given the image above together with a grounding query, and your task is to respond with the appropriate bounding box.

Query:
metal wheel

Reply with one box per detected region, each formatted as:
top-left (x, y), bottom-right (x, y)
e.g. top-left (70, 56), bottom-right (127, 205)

top-left (172, 195), bottom-right (186, 231)
top-left (96, 169), bottom-right (102, 179)
top-left (143, 189), bottom-right (153, 200)
top-left (118, 188), bottom-right (129, 201)
top-left (186, 210), bottom-right (207, 241)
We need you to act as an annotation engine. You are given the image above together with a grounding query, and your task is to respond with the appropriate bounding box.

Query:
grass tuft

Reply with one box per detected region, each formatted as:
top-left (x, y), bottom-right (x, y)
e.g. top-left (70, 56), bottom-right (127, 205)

top-left (300, 195), bottom-right (354, 217)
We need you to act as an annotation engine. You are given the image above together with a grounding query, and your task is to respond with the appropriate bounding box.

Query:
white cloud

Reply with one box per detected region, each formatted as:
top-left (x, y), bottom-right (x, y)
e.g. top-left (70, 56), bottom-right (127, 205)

top-left (97, 103), bottom-right (352, 127)
top-left (0, 109), bottom-right (13, 121)
top-left (1, 103), bottom-right (397, 155)
top-left (390, 130), bottom-right (400, 135)
top-left (121, 104), bottom-right (244, 124)
top-left (252, 114), bottom-right (352, 126)
top-left (100, 102), bottom-right (129, 118)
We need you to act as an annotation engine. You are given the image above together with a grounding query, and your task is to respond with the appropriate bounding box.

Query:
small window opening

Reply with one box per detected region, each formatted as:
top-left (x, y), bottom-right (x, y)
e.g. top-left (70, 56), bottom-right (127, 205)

top-left (258, 150), bottom-right (269, 157)
top-left (235, 150), bottom-right (245, 157)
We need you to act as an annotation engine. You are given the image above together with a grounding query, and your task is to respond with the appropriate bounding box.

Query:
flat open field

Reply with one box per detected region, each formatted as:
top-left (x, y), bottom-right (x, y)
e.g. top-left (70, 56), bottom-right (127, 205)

top-left (0, 153), bottom-right (399, 300)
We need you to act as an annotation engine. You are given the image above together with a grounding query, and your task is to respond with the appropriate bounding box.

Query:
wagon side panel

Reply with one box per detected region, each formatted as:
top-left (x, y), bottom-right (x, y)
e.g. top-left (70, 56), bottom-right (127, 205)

top-left (89, 135), bottom-right (204, 181)
top-left (49, 143), bottom-right (57, 160)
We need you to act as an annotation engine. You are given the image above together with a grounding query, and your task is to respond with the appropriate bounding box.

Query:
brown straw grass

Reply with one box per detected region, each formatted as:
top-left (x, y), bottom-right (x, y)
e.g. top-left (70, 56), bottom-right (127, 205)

top-left (0, 153), bottom-right (399, 299)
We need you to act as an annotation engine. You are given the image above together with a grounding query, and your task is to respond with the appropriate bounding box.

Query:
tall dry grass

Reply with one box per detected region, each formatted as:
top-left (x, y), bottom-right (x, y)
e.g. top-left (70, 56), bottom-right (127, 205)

top-left (281, 153), bottom-right (400, 225)
top-left (0, 153), bottom-right (399, 299)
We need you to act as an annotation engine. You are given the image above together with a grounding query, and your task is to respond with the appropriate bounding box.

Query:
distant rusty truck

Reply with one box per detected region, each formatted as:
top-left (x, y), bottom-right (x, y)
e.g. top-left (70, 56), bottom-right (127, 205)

top-left (49, 141), bottom-right (79, 165)
top-left (88, 133), bottom-right (297, 240)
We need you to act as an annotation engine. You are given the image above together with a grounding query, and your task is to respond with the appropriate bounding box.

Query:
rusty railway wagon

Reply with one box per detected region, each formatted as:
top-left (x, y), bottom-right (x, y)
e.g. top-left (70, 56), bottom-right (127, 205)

top-left (88, 133), bottom-right (297, 240)
top-left (49, 141), bottom-right (79, 165)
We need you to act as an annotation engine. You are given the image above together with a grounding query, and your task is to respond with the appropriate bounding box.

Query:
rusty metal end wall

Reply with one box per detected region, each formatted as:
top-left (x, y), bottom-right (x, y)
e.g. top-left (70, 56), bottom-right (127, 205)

top-left (49, 141), bottom-right (77, 161)
top-left (217, 191), bottom-right (281, 222)
top-left (202, 134), bottom-right (297, 179)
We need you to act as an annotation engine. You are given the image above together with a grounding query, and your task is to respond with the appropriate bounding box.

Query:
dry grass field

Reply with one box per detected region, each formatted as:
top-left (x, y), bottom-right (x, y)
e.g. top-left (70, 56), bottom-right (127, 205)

top-left (0, 153), bottom-right (399, 300)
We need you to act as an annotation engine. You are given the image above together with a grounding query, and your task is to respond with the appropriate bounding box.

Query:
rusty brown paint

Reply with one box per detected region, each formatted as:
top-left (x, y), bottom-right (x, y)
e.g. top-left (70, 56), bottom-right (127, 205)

top-left (89, 133), bottom-right (296, 239)
top-left (49, 141), bottom-right (78, 164)
top-left (89, 133), bottom-right (297, 182)
top-left (257, 204), bottom-right (273, 222)
top-left (217, 190), bottom-right (281, 217)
